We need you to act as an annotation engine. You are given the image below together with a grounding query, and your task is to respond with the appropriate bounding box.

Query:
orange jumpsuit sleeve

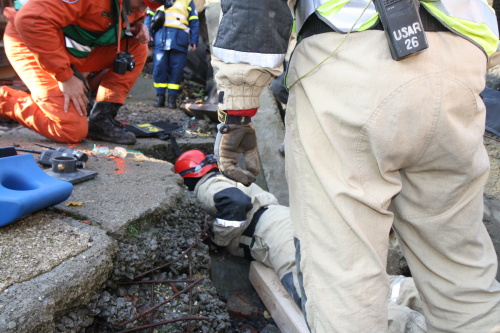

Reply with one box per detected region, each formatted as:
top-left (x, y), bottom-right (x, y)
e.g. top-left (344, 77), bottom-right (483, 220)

top-left (13, 0), bottom-right (93, 82)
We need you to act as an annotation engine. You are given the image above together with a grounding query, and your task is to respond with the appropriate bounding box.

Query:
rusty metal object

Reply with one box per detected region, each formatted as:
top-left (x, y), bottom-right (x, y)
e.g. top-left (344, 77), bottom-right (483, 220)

top-left (117, 277), bottom-right (205, 328)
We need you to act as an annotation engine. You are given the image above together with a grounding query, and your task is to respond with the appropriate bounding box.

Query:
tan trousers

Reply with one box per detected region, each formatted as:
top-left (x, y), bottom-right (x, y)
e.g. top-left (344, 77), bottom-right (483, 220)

top-left (285, 30), bottom-right (500, 333)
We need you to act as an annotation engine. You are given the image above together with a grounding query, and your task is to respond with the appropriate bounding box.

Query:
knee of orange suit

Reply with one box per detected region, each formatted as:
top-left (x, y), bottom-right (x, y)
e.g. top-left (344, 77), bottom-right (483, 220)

top-left (33, 98), bottom-right (89, 143)
top-left (44, 118), bottom-right (88, 143)
top-left (60, 123), bottom-right (88, 143)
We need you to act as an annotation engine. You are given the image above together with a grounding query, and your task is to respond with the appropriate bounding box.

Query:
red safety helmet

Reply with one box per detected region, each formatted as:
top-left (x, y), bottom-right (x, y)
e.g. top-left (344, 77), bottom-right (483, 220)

top-left (174, 150), bottom-right (218, 178)
top-left (143, 0), bottom-right (164, 11)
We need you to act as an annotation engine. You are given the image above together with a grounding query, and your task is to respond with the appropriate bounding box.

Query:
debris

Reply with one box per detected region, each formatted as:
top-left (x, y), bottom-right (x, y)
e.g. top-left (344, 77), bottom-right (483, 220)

top-left (66, 200), bottom-right (95, 207)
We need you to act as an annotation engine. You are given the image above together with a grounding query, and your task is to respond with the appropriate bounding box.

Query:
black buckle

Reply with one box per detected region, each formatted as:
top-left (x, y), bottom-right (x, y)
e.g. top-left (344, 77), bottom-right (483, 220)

top-left (217, 108), bottom-right (252, 125)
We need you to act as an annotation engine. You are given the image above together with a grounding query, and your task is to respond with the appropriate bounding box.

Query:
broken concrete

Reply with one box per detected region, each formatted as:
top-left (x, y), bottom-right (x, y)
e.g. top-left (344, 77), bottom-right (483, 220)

top-left (0, 214), bottom-right (90, 292)
top-left (0, 106), bottom-right (217, 331)
top-left (253, 87), bottom-right (288, 206)
top-left (0, 213), bottom-right (116, 333)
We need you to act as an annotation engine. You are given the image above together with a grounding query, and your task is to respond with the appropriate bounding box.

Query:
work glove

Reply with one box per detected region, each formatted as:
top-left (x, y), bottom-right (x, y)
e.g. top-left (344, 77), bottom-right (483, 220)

top-left (214, 108), bottom-right (260, 186)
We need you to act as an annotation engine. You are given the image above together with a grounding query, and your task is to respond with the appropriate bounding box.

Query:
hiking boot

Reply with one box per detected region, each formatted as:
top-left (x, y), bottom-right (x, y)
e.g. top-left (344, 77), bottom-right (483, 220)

top-left (167, 94), bottom-right (177, 109)
top-left (88, 102), bottom-right (136, 144)
top-left (154, 94), bottom-right (165, 107)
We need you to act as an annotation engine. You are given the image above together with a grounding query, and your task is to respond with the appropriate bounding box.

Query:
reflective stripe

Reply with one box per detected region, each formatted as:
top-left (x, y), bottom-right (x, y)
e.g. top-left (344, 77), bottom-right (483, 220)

top-left (427, 0), bottom-right (497, 32)
top-left (422, 1), bottom-right (499, 56)
top-left (189, 15), bottom-right (198, 21)
top-left (299, 0), bottom-right (499, 56)
top-left (167, 83), bottom-right (180, 90)
top-left (163, 0), bottom-right (192, 30)
top-left (166, 11), bottom-right (189, 21)
top-left (390, 275), bottom-right (405, 303)
top-left (147, 8), bottom-right (155, 15)
top-left (317, 0), bottom-right (377, 33)
top-left (213, 46), bottom-right (285, 68)
top-left (164, 19), bottom-right (189, 30)
top-left (296, 0), bottom-right (328, 33)
top-left (154, 82), bottom-right (168, 88)
top-left (65, 36), bottom-right (93, 55)
top-left (215, 218), bottom-right (245, 227)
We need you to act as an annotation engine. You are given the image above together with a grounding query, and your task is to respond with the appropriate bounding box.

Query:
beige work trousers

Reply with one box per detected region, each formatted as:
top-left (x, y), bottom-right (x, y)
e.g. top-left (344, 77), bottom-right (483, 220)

top-left (285, 30), bottom-right (500, 333)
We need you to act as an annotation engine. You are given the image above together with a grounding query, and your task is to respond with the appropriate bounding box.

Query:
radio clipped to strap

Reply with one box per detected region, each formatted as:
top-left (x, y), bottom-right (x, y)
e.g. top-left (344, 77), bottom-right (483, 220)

top-left (374, 0), bottom-right (428, 60)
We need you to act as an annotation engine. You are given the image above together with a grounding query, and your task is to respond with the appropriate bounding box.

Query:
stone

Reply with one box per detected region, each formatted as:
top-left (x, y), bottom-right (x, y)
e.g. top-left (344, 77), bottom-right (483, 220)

top-left (226, 295), bottom-right (259, 320)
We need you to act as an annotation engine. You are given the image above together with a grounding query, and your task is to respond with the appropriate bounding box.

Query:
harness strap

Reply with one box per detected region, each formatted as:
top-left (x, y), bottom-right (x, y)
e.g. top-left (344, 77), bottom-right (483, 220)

top-left (239, 206), bottom-right (268, 261)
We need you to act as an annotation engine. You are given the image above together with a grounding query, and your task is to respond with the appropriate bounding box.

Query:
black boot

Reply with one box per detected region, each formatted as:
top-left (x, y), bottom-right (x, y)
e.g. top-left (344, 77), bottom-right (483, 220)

top-left (154, 94), bottom-right (165, 107)
top-left (88, 102), bottom-right (136, 144)
top-left (167, 94), bottom-right (177, 109)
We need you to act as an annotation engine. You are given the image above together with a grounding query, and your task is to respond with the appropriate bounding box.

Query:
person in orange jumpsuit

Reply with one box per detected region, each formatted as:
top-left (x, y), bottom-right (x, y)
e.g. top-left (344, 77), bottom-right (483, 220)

top-left (0, 0), bottom-right (165, 144)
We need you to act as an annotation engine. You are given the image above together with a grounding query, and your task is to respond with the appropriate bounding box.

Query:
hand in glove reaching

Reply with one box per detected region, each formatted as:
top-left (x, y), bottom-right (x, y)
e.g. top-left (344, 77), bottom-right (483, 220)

top-left (214, 109), bottom-right (260, 186)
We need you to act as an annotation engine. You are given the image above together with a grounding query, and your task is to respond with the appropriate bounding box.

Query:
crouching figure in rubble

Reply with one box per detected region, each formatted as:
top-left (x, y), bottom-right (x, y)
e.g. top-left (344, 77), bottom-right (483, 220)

top-left (175, 149), bottom-right (428, 332)
top-left (0, 0), bottom-right (167, 144)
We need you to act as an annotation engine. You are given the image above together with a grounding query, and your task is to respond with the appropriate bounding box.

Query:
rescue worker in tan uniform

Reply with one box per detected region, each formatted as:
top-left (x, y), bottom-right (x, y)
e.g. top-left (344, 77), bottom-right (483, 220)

top-left (211, 0), bottom-right (500, 332)
top-left (175, 149), bottom-right (431, 333)
top-left (0, 0), bottom-right (165, 144)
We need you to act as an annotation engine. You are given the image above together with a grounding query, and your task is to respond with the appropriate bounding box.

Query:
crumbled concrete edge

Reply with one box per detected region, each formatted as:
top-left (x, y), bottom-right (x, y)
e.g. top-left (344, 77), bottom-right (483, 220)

top-left (0, 216), bottom-right (117, 333)
top-left (105, 182), bottom-right (187, 240)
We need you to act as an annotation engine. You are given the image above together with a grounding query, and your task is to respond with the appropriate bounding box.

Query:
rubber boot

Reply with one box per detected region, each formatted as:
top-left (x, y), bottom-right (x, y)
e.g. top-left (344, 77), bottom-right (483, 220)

top-left (154, 94), bottom-right (165, 107)
top-left (88, 102), bottom-right (136, 144)
top-left (167, 94), bottom-right (177, 109)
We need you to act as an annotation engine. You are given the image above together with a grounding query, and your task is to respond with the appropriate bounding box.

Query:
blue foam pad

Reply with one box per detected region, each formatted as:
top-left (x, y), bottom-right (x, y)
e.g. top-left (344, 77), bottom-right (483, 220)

top-left (0, 153), bottom-right (73, 227)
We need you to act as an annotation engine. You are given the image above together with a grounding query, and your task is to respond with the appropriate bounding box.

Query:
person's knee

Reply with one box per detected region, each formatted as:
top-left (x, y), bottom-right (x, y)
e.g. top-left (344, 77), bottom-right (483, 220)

top-left (35, 98), bottom-right (88, 143)
top-left (55, 120), bottom-right (88, 143)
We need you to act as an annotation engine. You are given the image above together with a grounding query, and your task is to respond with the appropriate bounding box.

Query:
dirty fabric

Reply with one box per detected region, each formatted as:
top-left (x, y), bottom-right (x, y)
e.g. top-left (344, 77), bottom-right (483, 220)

top-left (0, 213), bottom-right (90, 292)
top-left (483, 87), bottom-right (500, 136)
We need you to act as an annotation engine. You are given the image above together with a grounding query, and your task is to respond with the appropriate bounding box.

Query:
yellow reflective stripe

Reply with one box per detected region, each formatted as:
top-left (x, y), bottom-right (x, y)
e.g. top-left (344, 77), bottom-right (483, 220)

top-left (188, 6), bottom-right (192, 11)
top-left (316, 0), bottom-right (378, 33)
top-left (423, 3), bottom-right (499, 56)
top-left (317, 0), bottom-right (349, 17)
top-left (167, 83), bottom-right (180, 90)
top-left (147, 8), bottom-right (155, 15)
top-left (357, 13), bottom-right (378, 31)
top-left (165, 12), bottom-right (188, 20)
top-left (164, 20), bottom-right (189, 29)
top-left (154, 82), bottom-right (168, 88)
top-left (189, 16), bottom-right (198, 21)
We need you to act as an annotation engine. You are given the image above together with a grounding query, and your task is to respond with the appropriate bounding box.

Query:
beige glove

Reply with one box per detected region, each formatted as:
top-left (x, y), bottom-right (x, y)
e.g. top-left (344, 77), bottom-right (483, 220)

top-left (214, 109), bottom-right (260, 186)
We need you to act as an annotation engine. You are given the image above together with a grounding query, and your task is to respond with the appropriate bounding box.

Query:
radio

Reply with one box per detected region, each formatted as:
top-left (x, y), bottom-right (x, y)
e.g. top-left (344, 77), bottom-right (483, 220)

top-left (374, 0), bottom-right (428, 60)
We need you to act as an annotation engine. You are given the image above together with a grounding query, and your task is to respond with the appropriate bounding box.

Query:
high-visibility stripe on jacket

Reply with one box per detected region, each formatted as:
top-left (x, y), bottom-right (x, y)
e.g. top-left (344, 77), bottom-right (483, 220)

top-left (5, 0), bottom-right (145, 82)
top-left (62, 23), bottom-right (121, 58)
top-left (15, 0), bottom-right (139, 59)
top-left (163, 0), bottom-right (197, 31)
top-left (297, 0), bottom-right (499, 56)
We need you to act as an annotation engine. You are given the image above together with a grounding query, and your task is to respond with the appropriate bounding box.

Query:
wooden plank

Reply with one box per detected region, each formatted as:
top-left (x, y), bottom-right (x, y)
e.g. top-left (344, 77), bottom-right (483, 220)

top-left (249, 262), bottom-right (309, 333)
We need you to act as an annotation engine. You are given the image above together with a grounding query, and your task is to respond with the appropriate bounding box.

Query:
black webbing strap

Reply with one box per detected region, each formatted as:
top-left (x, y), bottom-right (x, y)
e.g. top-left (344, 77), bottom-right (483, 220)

top-left (299, 6), bottom-right (447, 42)
top-left (239, 206), bottom-right (268, 261)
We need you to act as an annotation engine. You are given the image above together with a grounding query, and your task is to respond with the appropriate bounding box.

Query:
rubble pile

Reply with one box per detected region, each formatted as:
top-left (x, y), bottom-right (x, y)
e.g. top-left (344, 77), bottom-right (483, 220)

top-left (54, 194), bottom-right (231, 333)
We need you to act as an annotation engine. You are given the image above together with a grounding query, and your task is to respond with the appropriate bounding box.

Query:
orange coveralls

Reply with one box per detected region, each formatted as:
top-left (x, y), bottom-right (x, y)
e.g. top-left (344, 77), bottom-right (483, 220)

top-left (0, 0), bottom-right (148, 143)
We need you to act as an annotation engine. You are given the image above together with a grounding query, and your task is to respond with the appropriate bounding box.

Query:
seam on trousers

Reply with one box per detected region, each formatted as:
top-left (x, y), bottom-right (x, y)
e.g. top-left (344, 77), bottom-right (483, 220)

top-left (394, 74), bottom-right (484, 220)
top-left (390, 307), bottom-right (427, 333)
top-left (354, 73), bottom-right (443, 208)
top-left (294, 82), bottom-right (315, 330)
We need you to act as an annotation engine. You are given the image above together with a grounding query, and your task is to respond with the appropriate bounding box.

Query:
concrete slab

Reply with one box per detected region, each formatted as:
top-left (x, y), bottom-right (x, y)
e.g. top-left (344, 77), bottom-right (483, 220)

top-left (254, 86), bottom-right (288, 206)
top-left (0, 214), bottom-right (90, 292)
top-left (0, 127), bottom-right (186, 238)
top-left (0, 212), bottom-right (117, 333)
top-left (0, 122), bottom-right (214, 332)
